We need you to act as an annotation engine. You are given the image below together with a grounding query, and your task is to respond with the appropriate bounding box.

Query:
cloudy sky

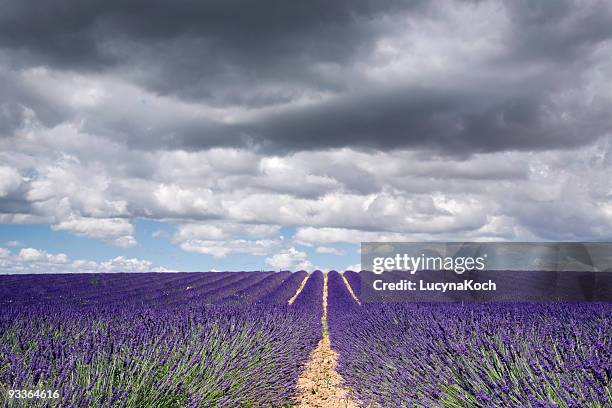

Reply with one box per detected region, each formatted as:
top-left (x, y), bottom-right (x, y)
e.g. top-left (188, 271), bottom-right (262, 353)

top-left (1, 0), bottom-right (612, 273)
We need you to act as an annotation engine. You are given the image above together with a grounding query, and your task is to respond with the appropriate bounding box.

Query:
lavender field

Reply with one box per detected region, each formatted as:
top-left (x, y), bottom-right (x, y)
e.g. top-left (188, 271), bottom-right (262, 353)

top-left (0, 271), bottom-right (320, 407)
top-left (329, 271), bottom-right (612, 408)
top-left (1, 271), bottom-right (611, 407)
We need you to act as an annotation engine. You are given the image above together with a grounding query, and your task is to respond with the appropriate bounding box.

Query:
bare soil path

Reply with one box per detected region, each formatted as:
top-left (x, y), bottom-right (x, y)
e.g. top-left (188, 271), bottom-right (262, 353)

top-left (341, 273), bottom-right (361, 305)
top-left (294, 273), bottom-right (359, 408)
top-left (288, 275), bottom-right (309, 305)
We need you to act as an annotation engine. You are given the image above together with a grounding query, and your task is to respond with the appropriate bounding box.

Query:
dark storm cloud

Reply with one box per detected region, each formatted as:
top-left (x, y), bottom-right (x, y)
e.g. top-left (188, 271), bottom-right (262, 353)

top-left (0, 0), bottom-right (611, 154)
top-left (0, 0), bottom-right (413, 98)
top-left (503, 0), bottom-right (612, 62)
top-left (117, 78), bottom-right (611, 155)
top-left (242, 83), bottom-right (610, 154)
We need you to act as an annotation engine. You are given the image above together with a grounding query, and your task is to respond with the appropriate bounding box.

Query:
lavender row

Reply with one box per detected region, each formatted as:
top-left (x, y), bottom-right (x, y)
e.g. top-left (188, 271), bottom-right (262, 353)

top-left (326, 269), bottom-right (361, 402)
top-left (197, 272), bottom-right (274, 304)
top-left (121, 273), bottom-right (232, 306)
top-left (0, 272), bottom-right (228, 306)
top-left (291, 271), bottom-right (325, 350)
top-left (163, 273), bottom-right (253, 306)
top-left (342, 270), bottom-right (361, 301)
top-left (328, 271), bottom-right (359, 311)
top-left (328, 300), bottom-right (611, 407)
top-left (258, 270), bottom-right (308, 304)
top-left (291, 270), bottom-right (324, 311)
top-left (78, 273), bottom-right (224, 306)
top-left (218, 271), bottom-right (291, 304)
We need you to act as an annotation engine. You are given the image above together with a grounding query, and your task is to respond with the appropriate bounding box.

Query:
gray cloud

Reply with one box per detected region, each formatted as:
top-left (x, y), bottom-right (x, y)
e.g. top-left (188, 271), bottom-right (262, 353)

top-left (240, 82), bottom-right (610, 154)
top-left (503, 0), bottom-right (612, 62)
top-left (0, 67), bottom-right (70, 132)
top-left (0, 102), bottom-right (27, 136)
top-left (0, 0), bottom-right (610, 154)
top-left (0, 0), bottom-right (412, 97)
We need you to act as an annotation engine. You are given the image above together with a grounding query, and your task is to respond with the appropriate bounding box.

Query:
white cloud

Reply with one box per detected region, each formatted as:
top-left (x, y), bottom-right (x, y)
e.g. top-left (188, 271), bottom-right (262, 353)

top-left (153, 184), bottom-right (221, 217)
top-left (113, 235), bottom-right (137, 248)
top-left (174, 222), bottom-right (280, 241)
top-left (179, 238), bottom-right (280, 258)
top-left (2, 98), bottom-right (612, 257)
top-left (345, 263), bottom-right (361, 271)
top-left (294, 227), bottom-right (402, 245)
top-left (71, 259), bottom-right (99, 270)
top-left (52, 216), bottom-right (136, 247)
top-left (151, 229), bottom-right (165, 238)
top-left (18, 247), bottom-right (68, 263)
top-left (99, 256), bottom-right (173, 273)
top-left (265, 247), bottom-right (313, 271)
top-left (315, 246), bottom-right (345, 256)
top-left (171, 222), bottom-right (282, 258)
top-left (0, 166), bottom-right (21, 197)
top-left (174, 224), bottom-right (228, 241)
top-left (0, 247), bottom-right (172, 274)
top-left (255, 156), bottom-right (341, 197)
top-left (5, 240), bottom-right (22, 247)
top-left (25, 152), bottom-right (130, 218)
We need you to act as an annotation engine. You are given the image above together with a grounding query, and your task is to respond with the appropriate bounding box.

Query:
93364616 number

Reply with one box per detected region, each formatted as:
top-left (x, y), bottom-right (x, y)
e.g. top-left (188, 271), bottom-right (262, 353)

top-left (7, 389), bottom-right (60, 399)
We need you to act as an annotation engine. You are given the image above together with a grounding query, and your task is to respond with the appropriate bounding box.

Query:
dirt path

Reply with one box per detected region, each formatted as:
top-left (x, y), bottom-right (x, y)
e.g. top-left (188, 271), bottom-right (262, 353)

top-left (341, 273), bottom-right (362, 305)
top-left (294, 273), bottom-right (359, 408)
top-left (288, 275), bottom-right (309, 305)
